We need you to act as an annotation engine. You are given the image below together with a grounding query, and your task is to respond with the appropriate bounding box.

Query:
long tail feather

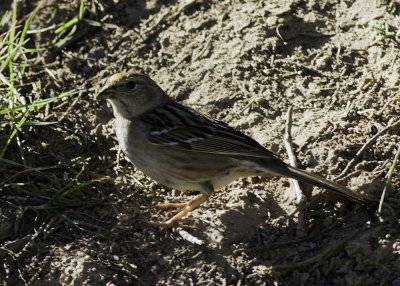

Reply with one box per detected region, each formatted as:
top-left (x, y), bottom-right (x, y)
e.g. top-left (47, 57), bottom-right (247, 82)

top-left (263, 162), bottom-right (367, 203)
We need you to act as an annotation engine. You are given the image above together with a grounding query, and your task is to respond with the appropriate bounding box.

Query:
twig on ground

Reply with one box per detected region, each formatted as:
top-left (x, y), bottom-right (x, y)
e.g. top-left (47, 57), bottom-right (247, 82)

top-left (175, 227), bottom-right (204, 245)
top-left (191, 34), bottom-right (213, 62)
top-left (58, 90), bottom-right (84, 122)
top-left (334, 170), bottom-right (362, 183)
top-left (284, 107), bottom-right (303, 204)
top-left (283, 106), bottom-right (306, 237)
top-left (334, 119), bottom-right (400, 181)
top-left (276, 24), bottom-right (287, 45)
top-left (0, 235), bottom-right (32, 259)
top-left (377, 94), bottom-right (397, 116)
top-left (15, 215), bottom-right (61, 258)
top-left (0, 215), bottom-right (61, 259)
top-left (378, 144), bottom-right (400, 213)
top-left (170, 54), bottom-right (191, 70)
top-left (16, 134), bottom-right (26, 166)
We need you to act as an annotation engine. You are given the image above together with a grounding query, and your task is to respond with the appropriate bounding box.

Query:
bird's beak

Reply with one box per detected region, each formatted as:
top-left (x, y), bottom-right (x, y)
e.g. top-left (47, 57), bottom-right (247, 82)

top-left (97, 86), bottom-right (112, 100)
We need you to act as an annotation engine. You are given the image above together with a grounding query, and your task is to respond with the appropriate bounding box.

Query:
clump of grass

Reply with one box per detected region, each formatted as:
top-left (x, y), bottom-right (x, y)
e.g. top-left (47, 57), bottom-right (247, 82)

top-left (53, 0), bottom-right (85, 48)
top-left (0, 2), bottom-right (76, 159)
top-left (0, 0), bottom-right (100, 210)
top-left (0, 2), bottom-right (38, 160)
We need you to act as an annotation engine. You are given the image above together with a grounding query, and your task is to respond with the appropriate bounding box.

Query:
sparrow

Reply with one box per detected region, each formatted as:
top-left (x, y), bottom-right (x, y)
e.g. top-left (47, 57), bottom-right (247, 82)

top-left (98, 71), bottom-right (366, 228)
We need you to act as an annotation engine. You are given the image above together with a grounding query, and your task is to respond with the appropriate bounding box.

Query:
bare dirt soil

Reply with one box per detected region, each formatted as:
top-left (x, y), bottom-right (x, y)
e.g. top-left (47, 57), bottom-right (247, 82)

top-left (1, 0), bottom-right (400, 285)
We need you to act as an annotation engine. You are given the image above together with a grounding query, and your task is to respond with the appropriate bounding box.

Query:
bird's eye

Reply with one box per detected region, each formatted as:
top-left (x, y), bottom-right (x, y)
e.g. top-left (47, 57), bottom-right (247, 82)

top-left (126, 81), bottom-right (136, 89)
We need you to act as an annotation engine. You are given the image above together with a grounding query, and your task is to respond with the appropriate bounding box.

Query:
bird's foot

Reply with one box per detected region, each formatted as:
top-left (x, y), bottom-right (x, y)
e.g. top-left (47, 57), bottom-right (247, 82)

top-left (157, 202), bottom-right (187, 215)
top-left (157, 202), bottom-right (187, 209)
top-left (151, 194), bottom-right (208, 229)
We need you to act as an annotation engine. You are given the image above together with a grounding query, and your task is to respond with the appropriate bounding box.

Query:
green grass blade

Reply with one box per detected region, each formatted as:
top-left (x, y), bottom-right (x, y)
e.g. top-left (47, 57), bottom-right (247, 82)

top-left (79, 0), bottom-right (85, 19)
top-left (0, 89), bottom-right (80, 116)
top-left (0, 109), bottom-right (30, 158)
top-left (18, 5), bottom-right (39, 47)
top-left (55, 17), bottom-right (80, 34)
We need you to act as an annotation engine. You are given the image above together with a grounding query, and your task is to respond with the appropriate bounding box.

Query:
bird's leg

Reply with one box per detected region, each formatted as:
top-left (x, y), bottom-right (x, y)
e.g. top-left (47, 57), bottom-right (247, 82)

top-left (157, 201), bottom-right (187, 216)
top-left (156, 182), bottom-right (213, 229)
top-left (157, 194), bottom-right (207, 228)
top-left (157, 202), bottom-right (187, 209)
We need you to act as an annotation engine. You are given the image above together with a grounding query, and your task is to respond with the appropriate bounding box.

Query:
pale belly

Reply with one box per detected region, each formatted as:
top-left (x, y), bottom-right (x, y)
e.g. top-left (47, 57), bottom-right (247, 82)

top-left (115, 117), bottom-right (255, 192)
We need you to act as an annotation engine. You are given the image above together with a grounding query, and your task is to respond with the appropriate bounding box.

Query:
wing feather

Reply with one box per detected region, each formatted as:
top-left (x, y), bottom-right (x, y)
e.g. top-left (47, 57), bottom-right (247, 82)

top-left (140, 102), bottom-right (276, 159)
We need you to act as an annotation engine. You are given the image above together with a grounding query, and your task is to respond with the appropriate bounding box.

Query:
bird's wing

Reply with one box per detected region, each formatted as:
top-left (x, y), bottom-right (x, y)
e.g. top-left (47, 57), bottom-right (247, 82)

top-left (140, 102), bottom-right (277, 159)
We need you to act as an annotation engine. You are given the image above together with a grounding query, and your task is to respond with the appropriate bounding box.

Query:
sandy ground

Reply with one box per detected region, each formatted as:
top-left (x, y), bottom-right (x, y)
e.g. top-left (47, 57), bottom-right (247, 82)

top-left (1, 0), bottom-right (400, 285)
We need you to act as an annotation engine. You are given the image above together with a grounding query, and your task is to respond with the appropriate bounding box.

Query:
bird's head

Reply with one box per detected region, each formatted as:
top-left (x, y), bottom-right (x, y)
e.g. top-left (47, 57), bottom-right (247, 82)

top-left (98, 72), bottom-right (171, 118)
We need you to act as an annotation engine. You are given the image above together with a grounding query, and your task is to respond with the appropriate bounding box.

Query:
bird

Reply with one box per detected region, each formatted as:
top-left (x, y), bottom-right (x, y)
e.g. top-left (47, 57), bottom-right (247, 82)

top-left (98, 71), bottom-right (367, 228)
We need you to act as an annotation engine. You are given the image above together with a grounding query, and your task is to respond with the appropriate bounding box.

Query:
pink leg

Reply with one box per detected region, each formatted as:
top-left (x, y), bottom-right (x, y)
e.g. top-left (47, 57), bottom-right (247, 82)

top-left (155, 194), bottom-right (209, 228)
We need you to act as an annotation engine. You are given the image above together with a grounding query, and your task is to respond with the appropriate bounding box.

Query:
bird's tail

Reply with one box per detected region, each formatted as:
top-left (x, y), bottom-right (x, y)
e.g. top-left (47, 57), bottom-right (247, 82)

top-left (259, 160), bottom-right (367, 203)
